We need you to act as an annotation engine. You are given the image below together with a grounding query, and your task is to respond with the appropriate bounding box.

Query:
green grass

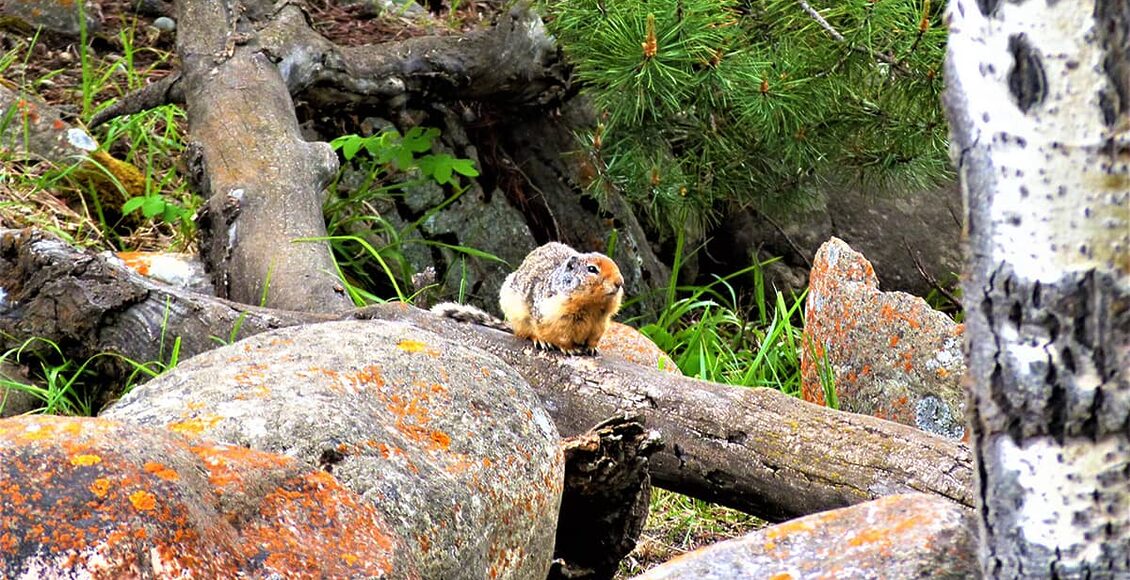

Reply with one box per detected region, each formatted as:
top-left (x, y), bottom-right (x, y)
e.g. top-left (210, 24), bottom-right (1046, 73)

top-left (0, 15), bottom-right (195, 252)
top-left (0, 336), bottom-right (177, 417)
top-left (635, 259), bottom-right (809, 396)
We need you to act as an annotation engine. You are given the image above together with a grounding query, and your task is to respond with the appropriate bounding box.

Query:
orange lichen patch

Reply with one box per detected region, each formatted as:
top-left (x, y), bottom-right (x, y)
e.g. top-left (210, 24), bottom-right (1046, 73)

top-left (343, 364), bottom-right (386, 391)
top-left (115, 251), bottom-right (152, 275)
top-left (764, 513), bottom-right (823, 540)
top-left (847, 527), bottom-right (885, 547)
top-left (186, 400), bottom-right (206, 411)
top-left (446, 456), bottom-right (474, 474)
top-left (430, 431), bottom-right (452, 450)
top-left (232, 363), bottom-right (269, 387)
top-left (70, 453), bottom-right (102, 466)
top-left (769, 572), bottom-right (796, 580)
top-left (89, 478), bottom-right (111, 498)
top-left (397, 339), bottom-right (440, 356)
top-left (888, 335), bottom-right (900, 347)
top-left (0, 415), bottom-right (411, 577)
top-left (190, 442), bottom-right (294, 490)
top-left (128, 490), bottom-right (157, 511)
top-left (168, 415), bottom-right (223, 436)
top-left (240, 469), bottom-right (401, 577)
top-left (144, 462), bottom-right (180, 482)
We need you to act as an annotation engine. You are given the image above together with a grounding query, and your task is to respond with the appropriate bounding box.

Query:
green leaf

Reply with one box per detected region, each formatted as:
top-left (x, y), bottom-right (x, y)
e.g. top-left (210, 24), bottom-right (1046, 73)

top-left (394, 149), bottom-right (415, 170)
top-left (401, 127), bottom-right (437, 153)
top-left (141, 196), bottom-right (166, 218)
top-left (122, 196), bottom-right (146, 215)
top-left (451, 159), bottom-right (479, 177)
top-left (433, 159), bottom-right (453, 185)
top-left (341, 136), bottom-right (364, 161)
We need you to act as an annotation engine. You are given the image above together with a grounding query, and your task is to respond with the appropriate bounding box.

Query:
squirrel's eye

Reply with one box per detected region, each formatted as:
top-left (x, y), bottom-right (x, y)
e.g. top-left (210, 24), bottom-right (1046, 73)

top-left (586, 264), bottom-right (600, 275)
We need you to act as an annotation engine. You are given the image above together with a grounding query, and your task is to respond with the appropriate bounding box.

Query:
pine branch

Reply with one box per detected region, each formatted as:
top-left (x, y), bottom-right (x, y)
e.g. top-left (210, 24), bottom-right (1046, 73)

top-left (794, 0), bottom-right (909, 75)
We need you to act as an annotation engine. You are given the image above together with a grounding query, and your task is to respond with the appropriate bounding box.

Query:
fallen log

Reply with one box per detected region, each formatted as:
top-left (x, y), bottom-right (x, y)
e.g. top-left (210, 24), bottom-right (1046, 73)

top-left (0, 228), bottom-right (973, 521)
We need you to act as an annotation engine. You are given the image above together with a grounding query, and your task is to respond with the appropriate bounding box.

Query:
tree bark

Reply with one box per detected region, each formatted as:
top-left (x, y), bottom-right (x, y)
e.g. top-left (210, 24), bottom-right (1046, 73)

top-left (0, 229), bottom-right (974, 522)
top-left (551, 414), bottom-right (659, 580)
top-left (944, 0), bottom-right (1130, 575)
top-left (177, 0), bottom-right (348, 313)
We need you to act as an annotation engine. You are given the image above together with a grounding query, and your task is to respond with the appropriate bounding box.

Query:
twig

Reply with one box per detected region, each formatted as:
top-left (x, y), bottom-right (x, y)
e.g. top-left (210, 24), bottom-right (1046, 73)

top-left (796, 0), bottom-right (843, 42)
top-left (904, 238), bottom-right (961, 308)
top-left (759, 210), bottom-right (813, 269)
top-left (795, 0), bottom-right (910, 75)
top-left (88, 73), bottom-right (184, 128)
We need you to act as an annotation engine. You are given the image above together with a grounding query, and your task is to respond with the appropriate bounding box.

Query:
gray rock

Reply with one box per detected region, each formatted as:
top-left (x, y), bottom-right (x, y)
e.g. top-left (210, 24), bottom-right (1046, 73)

top-left (103, 319), bottom-right (562, 579)
top-left (633, 494), bottom-right (977, 579)
top-left (800, 237), bottom-right (966, 438)
top-left (0, 0), bottom-right (101, 36)
top-left (0, 85), bottom-right (99, 163)
top-left (152, 16), bottom-right (176, 31)
top-left (708, 181), bottom-right (962, 299)
top-left (338, 0), bottom-right (428, 18)
top-left (0, 362), bottom-right (40, 417)
top-left (423, 186), bottom-right (538, 309)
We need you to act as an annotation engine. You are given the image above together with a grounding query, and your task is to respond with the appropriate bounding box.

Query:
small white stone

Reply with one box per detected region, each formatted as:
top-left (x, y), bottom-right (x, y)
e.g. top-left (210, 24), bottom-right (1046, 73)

top-left (66, 128), bottom-right (97, 151)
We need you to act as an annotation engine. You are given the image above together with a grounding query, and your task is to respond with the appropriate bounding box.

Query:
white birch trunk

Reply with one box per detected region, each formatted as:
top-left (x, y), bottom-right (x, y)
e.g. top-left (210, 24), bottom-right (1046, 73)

top-left (943, 0), bottom-right (1130, 576)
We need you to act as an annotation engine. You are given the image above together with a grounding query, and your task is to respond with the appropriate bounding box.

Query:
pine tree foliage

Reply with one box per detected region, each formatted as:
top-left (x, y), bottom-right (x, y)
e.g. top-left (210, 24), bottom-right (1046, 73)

top-left (544, 0), bottom-right (950, 236)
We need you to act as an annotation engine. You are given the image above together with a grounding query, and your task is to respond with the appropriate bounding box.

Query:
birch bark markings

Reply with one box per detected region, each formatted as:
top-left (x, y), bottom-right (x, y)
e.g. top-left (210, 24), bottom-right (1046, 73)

top-left (944, 0), bottom-right (1130, 576)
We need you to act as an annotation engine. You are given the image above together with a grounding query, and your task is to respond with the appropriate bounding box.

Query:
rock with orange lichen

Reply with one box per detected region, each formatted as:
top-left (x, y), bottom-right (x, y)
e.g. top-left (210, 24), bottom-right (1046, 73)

top-left (599, 322), bottom-right (680, 374)
top-left (633, 493), bottom-right (977, 579)
top-left (0, 0), bottom-right (101, 37)
top-left (0, 414), bottom-right (418, 579)
top-left (102, 319), bottom-right (564, 580)
top-left (800, 238), bottom-right (966, 438)
top-left (0, 84), bottom-right (100, 164)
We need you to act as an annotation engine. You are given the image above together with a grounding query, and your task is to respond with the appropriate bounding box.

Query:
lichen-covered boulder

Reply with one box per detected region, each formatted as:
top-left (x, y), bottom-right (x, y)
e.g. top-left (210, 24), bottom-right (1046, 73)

top-left (0, 415), bottom-right (416, 578)
top-left (103, 319), bottom-right (563, 579)
top-left (801, 238), bottom-right (966, 438)
top-left (634, 494), bottom-right (976, 579)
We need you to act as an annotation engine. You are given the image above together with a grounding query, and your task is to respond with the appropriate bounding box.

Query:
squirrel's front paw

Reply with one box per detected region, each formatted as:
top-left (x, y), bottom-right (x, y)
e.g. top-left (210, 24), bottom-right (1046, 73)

top-left (531, 340), bottom-right (598, 356)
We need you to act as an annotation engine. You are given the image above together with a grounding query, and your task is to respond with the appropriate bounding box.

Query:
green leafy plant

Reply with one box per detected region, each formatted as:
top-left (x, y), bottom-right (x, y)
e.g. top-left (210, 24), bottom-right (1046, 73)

top-left (323, 126), bottom-right (487, 305)
top-left (105, 104), bottom-right (196, 235)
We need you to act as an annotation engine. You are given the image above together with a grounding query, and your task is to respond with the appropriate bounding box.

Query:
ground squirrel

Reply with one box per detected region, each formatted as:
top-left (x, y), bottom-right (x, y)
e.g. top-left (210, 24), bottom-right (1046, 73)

top-left (432, 242), bottom-right (624, 355)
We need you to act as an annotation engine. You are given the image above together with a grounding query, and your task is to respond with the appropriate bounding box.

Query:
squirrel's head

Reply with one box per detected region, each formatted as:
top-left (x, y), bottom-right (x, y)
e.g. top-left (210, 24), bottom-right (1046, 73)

top-left (565, 253), bottom-right (624, 299)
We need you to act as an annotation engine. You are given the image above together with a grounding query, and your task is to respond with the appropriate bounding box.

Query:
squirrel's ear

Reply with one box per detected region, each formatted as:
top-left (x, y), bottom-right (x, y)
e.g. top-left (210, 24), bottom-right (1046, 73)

top-left (565, 256), bottom-right (578, 270)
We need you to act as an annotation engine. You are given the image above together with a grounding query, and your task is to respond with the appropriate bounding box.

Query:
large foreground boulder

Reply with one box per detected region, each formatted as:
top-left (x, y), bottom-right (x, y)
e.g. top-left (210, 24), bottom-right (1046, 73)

top-left (0, 415), bottom-right (417, 578)
top-left (102, 319), bottom-right (563, 579)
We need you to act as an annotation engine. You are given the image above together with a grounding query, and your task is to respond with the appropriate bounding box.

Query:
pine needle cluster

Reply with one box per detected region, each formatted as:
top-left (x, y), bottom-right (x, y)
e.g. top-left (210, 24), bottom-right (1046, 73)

top-left (543, 0), bottom-right (950, 237)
